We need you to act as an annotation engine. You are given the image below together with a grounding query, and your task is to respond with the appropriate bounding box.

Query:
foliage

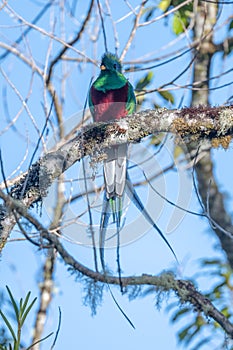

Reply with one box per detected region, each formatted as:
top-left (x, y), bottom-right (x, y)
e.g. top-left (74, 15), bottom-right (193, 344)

top-left (171, 0), bottom-right (193, 35)
top-left (144, 0), bottom-right (193, 35)
top-left (158, 90), bottom-right (175, 104)
top-left (0, 286), bottom-right (52, 350)
top-left (135, 71), bottom-right (154, 107)
top-left (135, 71), bottom-right (175, 108)
top-left (229, 19), bottom-right (233, 30)
top-left (167, 259), bottom-right (233, 349)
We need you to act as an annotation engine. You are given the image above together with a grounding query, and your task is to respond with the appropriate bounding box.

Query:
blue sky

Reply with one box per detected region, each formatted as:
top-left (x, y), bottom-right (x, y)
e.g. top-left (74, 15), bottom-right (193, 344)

top-left (1, 1), bottom-right (233, 349)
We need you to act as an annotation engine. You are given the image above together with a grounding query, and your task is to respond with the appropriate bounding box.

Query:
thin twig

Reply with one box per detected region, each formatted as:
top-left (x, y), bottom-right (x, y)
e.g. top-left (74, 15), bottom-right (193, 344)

top-left (120, 0), bottom-right (148, 61)
top-left (97, 0), bottom-right (108, 52)
top-left (46, 0), bottom-right (95, 86)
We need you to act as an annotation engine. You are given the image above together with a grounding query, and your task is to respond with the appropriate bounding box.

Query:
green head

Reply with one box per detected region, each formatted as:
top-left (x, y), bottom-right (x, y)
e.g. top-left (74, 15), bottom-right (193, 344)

top-left (100, 52), bottom-right (122, 73)
top-left (92, 52), bottom-right (127, 91)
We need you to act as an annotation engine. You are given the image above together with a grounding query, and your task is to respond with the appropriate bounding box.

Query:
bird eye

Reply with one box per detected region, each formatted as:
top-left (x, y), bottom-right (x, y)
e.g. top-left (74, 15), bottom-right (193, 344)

top-left (113, 63), bottom-right (117, 69)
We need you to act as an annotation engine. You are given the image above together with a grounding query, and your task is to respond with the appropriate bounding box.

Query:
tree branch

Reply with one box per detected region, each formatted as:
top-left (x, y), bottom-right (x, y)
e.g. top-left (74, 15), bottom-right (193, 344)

top-left (1, 189), bottom-right (233, 338)
top-left (45, 0), bottom-right (95, 134)
top-left (0, 105), bottom-right (233, 248)
top-left (45, 231), bottom-right (233, 338)
top-left (46, 0), bottom-right (95, 86)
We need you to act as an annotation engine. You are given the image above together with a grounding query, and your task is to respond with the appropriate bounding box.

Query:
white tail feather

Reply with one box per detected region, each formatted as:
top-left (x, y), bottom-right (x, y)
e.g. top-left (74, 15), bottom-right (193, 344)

top-left (103, 144), bottom-right (128, 198)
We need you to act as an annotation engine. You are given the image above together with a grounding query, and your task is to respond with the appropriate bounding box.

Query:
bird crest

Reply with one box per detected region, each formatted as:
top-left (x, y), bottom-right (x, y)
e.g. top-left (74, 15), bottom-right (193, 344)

top-left (101, 52), bottom-right (122, 73)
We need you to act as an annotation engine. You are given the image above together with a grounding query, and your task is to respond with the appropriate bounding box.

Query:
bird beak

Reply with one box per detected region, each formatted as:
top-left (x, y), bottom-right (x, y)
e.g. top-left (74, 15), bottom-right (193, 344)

top-left (100, 64), bottom-right (106, 70)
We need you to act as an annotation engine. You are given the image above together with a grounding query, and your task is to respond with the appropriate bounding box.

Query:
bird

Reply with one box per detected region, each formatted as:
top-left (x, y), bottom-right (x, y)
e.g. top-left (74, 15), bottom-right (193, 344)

top-left (89, 52), bottom-right (177, 271)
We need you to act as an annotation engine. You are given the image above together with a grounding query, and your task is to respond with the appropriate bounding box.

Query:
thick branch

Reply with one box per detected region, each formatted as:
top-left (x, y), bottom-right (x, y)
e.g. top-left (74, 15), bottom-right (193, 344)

top-left (1, 105), bottom-right (233, 248)
top-left (1, 189), bottom-right (233, 338)
top-left (189, 2), bottom-right (233, 268)
top-left (192, 149), bottom-right (233, 267)
top-left (215, 36), bottom-right (233, 55)
top-left (49, 232), bottom-right (233, 338)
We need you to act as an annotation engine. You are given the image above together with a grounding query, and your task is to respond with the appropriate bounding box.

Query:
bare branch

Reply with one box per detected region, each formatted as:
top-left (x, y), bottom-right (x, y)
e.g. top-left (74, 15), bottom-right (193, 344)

top-left (46, 0), bottom-right (95, 86)
top-left (0, 105), bottom-right (233, 250)
top-left (1, 189), bottom-right (233, 338)
top-left (43, 230), bottom-right (233, 339)
top-left (120, 0), bottom-right (147, 61)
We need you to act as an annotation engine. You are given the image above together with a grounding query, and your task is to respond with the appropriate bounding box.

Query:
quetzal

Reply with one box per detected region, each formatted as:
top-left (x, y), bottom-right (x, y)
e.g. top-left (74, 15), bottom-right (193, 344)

top-left (89, 52), bottom-right (177, 269)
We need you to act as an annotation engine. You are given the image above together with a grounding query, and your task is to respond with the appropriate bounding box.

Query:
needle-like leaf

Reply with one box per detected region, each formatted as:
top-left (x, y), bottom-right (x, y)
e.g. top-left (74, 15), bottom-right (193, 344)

top-left (0, 310), bottom-right (17, 342)
top-left (19, 291), bottom-right (31, 319)
top-left (21, 297), bottom-right (37, 326)
top-left (6, 286), bottom-right (19, 320)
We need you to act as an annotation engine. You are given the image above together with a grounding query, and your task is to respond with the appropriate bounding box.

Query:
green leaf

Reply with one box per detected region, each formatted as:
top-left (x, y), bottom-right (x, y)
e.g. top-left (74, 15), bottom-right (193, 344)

top-left (136, 94), bottom-right (146, 107)
top-left (149, 134), bottom-right (165, 146)
top-left (158, 90), bottom-right (175, 104)
top-left (171, 307), bottom-right (190, 322)
top-left (5, 287), bottom-right (19, 321)
top-left (229, 19), bottom-right (233, 30)
top-left (19, 291), bottom-right (31, 320)
top-left (158, 0), bottom-right (171, 12)
top-left (196, 315), bottom-right (205, 327)
top-left (200, 259), bottom-right (223, 266)
top-left (21, 297), bottom-right (37, 326)
top-left (173, 145), bottom-right (183, 159)
top-left (19, 299), bottom-right (23, 311)
top-left (135, 71), bottom-right (154, 107)
top-left (220, 306), bottom-right (231, 318)
top-left (142, 6), bottom-right (156, 21)
top-left (153, 102), bottom-right (161, 109)
top-left (0, 310), bottom-right (16, 342)
top-left (172, 11), bottom-right (188, 35)
top-left (178, 323), bottom-right (193, 341)
top-left (135, 71), bottom-right (153, 91)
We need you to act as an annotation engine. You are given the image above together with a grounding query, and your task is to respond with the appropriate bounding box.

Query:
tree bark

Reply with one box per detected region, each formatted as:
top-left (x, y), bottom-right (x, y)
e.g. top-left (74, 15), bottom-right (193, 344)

top-left (1, 105), bottom-right (233, 252)
top-left (188, 1), bottom-right (233, 267)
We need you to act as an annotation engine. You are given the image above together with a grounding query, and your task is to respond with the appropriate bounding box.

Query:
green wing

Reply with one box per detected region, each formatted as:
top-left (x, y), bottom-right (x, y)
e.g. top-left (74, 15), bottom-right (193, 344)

top-left (126, 81), bottom-right (136, 115)
top-left (88, 89), bottom-right (94, 117)
top-left (89, 73), bottom-right (136, 116)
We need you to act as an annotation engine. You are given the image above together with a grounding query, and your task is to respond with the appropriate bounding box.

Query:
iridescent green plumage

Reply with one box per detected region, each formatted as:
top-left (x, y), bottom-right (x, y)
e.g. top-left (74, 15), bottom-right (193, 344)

top-left (88, 53), bottom-right (178, 271)
top-left (89, 52), bottom-right (136, 200)
top-left (89, 53), bottom-right (136, 272)
top-left (89, 53), bottom-right (136, 122)
top-left (92, 53), bottom-right (125, 91)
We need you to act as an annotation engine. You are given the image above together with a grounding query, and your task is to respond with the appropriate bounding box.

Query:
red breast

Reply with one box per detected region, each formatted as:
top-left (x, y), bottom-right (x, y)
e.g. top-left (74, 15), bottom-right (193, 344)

top-left (90, 84), bottom-right (129, 122)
